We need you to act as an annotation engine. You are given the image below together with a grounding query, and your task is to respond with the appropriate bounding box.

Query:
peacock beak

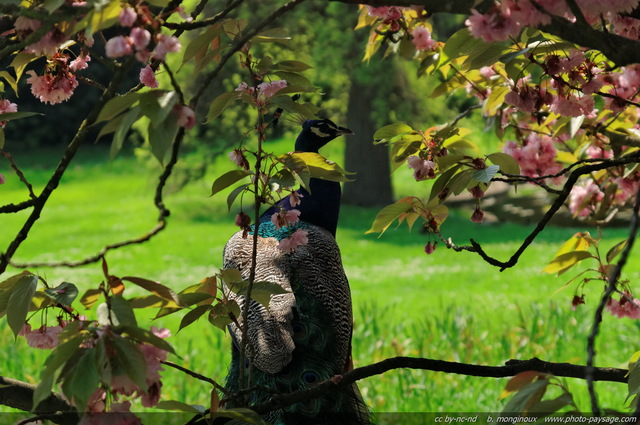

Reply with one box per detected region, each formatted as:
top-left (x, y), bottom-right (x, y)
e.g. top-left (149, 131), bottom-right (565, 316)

top-left (337, 126), bottom-right (355, 136)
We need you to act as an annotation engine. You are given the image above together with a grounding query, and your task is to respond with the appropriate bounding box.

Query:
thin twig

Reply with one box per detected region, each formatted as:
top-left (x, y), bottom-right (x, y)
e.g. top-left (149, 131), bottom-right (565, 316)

top-left (455, 151), bottom-right (640, 271)
top-left (585, 185), bottom-right (640, 415)
top-left (0, 149), bottom-right (36, 199)
top-left (162, 360), bottom-right (227, 393)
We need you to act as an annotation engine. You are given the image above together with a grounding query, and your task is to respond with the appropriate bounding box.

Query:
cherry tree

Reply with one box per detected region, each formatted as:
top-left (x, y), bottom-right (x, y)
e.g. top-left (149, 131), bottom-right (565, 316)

top-left (1, 0), bottom-right (640, 423)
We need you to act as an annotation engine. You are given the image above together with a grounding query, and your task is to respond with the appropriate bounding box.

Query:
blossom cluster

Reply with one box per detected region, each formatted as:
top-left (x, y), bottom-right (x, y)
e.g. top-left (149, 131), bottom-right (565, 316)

top-left (235, 80), bottom-right (288, 108)
top-left (607, 292), bottom-right (640, 319)
top-left (465, 0), bottom-right (640, 43)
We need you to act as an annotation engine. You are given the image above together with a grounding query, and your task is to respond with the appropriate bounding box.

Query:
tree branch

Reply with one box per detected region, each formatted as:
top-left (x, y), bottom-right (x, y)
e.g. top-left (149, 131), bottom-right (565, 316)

top-left (0, 57), bottom-right (136, 275)
top-left (0, 376), bottom-right (77, 425)
top-left (448, 152), bottom-right (640, 271)
top-left (248, 356), bottom-right (628, 416)
top-left (586, 185), bottom-right (640, 415)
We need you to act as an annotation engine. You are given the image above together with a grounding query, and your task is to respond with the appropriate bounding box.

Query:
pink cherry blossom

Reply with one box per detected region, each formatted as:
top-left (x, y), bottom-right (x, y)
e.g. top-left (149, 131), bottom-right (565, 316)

top-left (271, 209), bottom-right (301, 230)
top-left (411, 26), bottom-right (436, 51)
top-left (105, 36), bottom-right (133, 58)
top-left (407, 155), bottom-right (436, 181)
top-left (0, 99), bottom-right (18, 128)
top-left (228, 148), bottom-right (250, 170)
top-left (550, 94), bottom-right (595, 117)
top-left (471, 207), bottom-right (485, 223)
top-left (27, 70), bottom-right (78, 105)
top-left (19, 324), bottom-right (62, 349)
top-left (424, 242), bottom-right (436, 255)
top-left (130, 27), bottom-right (151, 50)
top-left (14, 16), bottom-right (42, 32)
top-left (235, 81), bottom-right (254, 95)
top-left (568, 179), bottom-right (604, 217)
top-left (508, 0), bottom-right (552, 26)
top-left (153, 34), bottom-right (181, 60)
top-left (607, 292), bottom-right (640, 319)
top-left (257, 80), bottom-right (287, 98)
top-left (289, 191), bottom-right (303, 207)
top-left (613, 176), bottom-right (640, 206)
top-left (503, 134), bottom-right (563, 181)
top-left (139, 65), bottom-right (158, 88)
top-left (465, 7), bottom-right (519, 42)
top-left (69, 54), bottom-right (90, 72)
top-left (367, 7), bottom-right (391, 18)
top-left (119, 6), bottom-right (137, 27)
top-left (175, 105), bottom-right (196, 129)
top-left (277, 229), bottom-right (309, 254)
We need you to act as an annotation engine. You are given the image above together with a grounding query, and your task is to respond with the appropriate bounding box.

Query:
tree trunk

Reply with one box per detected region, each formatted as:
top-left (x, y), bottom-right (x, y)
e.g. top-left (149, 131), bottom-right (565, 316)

top-left (343, 78), bottom-right (394, 206)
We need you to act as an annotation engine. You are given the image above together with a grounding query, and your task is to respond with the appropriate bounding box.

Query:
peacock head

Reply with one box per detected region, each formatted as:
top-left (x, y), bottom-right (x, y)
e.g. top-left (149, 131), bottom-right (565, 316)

top-left (294, 118), bottom-right (354, 153)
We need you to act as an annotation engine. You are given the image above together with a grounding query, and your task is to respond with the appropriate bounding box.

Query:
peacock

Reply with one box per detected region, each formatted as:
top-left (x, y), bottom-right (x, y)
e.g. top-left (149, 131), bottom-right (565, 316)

top-left (221, 118), bottom-right (371, 425)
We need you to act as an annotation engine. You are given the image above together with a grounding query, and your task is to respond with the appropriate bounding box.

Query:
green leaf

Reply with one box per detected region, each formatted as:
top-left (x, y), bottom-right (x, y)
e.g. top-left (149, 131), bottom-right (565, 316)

top-left (80, 289), bottom-right (102, 310)
top-left (542, 251), bottom-right (594, 275)
top-left (111, 106), bottom-right (140, 159)
top-left (207, 92), bottom-right (238, 121)
top-left (483, 86), bottom-right (509, 116)
top-left (148, 112), bottom-right (179, 164)
top-left (97, 296), bottom-right (137, 327)
top-left (273, 60), bottom-right (312, 72)
top-left (220, 268), bottom-right (243, 284)
top-left (442, 28), bottom-right (476, 62)
top-left (7, 272), bottom-right (38, 337)
top-left (473, 164), bottom-right (500, 183)
top-left (447, 169), bottom-right (476, 195)
top-left (179, 305), bottom-right (211, 331)
top-left (374, 123), bottom-right (414, 141)
top-left (211, 170), bottom-right (252, 197)
top-left (253, 27), bottom-right (291, 44)
top-left (366, 199), bottom-right (414, 236)
top-left (606, 239), bottom-right (627, 264)
top-left (110, 336), bottom-right (148, 390)
top-left (183, 25), bottom-right (222, 64)
top-left (291, 152), bottom-right (353, 183)
top-left (44, 282), bottom-right (78, 308)
top-left (466, 42), bottom-right (508, 69)
top-left (501, 379), bottom-right (549, 414)
top-left (0, 112), bottom-right (43, 122)
top-left (34, 333), bottom-right (86, 409)
top-left (274, 71), bottom-right (313, 88)
top-left (236, 281), bottom-right (290, 309)
top-left (139, 91), bottom-right (180, 127)
top-left (121, 276), bottom-right (180, 304)
top-left (44, 0), bottom-right (65, 12)
top-left (96, 92), bottom-right (140, 123)
top-left (487, 152), bottom-right (520, 175)
top-left (429, 164), bottom-right (462, 201)
top-left (60, 348), bottom-right (100, 411)
top-left (227, 183), bottom-right (249, 211)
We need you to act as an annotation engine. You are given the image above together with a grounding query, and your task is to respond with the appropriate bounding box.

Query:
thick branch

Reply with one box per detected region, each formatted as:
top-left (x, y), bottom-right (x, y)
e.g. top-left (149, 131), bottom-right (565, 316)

top-left (248, 356), bottom-right (627, 416)
top-left (0, 376), bottom-right (78, 425)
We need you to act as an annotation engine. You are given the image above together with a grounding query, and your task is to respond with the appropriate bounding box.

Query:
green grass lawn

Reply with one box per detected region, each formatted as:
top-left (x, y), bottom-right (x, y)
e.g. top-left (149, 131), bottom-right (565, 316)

top-left (1, 143), bottom-right (639, 417)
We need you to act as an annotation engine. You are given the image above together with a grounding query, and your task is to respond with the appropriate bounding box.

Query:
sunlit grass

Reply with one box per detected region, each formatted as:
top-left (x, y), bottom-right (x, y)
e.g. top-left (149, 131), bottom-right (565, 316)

top-left (0, 145), bottom-right (638, 416)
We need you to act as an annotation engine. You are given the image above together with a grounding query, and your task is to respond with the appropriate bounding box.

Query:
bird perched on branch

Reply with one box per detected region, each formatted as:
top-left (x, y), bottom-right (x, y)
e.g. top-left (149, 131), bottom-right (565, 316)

top-left (222, 118), bottom-right (370, 424)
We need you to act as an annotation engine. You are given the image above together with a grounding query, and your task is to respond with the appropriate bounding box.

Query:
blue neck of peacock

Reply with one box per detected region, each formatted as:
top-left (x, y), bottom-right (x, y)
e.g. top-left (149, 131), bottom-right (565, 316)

top-left (294, 133), bottom-right (341, 236)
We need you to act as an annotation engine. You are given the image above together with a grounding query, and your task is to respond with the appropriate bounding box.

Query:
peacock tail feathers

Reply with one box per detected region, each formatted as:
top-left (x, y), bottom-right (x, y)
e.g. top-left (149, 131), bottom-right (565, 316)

top-left (222, 221), bottom-right (371, 425)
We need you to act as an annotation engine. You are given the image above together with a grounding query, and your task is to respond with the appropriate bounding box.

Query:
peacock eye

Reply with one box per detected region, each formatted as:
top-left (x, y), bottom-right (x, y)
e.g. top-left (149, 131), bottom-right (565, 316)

top-left (301, 370), bottom-right (319, 384)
